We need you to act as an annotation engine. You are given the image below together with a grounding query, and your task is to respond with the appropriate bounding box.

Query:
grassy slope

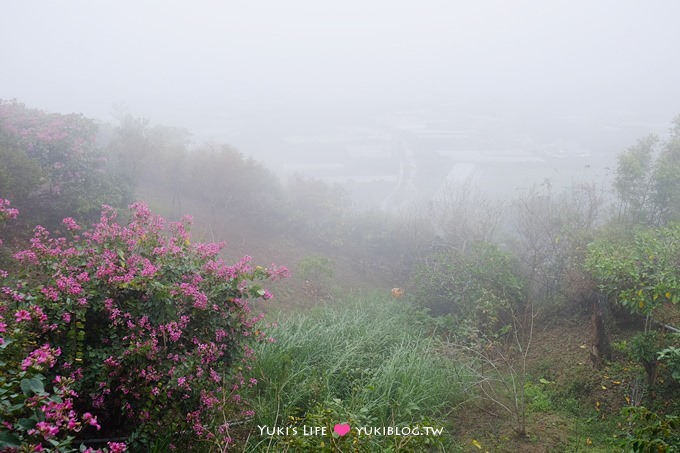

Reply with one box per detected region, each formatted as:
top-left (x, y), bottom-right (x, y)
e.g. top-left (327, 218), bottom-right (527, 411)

top-left (136, 181), bottom-right (679, 452)
top-left (242, 294), bottom-right (467, 452)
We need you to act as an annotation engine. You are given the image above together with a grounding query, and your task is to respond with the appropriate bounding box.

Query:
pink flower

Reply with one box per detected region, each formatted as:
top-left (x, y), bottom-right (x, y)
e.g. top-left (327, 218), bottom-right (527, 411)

top-left (32, 421), bottom-right (59, 439)
top-left (83, 412), bottom-right (101, 430)
top-left (161, 321), bottom-right (182, 342)
top-left (107, 442), bottom-right (127, 453)
top-left (103, 356), bottom-right (120, 368)
top-left (0, 199), bottom-right (19, 219)
top-left (21, 344), bottom-right (61, 371)
top-left (140, 261), bottom-right (158, 277)
top-left (40, 286), bottom-right (59, 301)
top-left (209, 368), bottom-right (222, 383)
top-left (200, 390), bottom-right (219, 408)
top-left (268, 264), bottom-right (291, 280)
top-left (56, 275), bottom-right (82, 295)
top-left (15, 309), bottom-right (31, 322)
top-left (62, 217), bottom-right (80, 231)
top-left (129, 201), bottom-right (151, 220)
top-left (178, 282), bottom-right (208, 309)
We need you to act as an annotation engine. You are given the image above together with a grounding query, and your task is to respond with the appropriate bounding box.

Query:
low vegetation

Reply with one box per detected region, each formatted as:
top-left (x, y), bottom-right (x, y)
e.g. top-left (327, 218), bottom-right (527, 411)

top-left (1, 101), bottom-right (679, 451)
top-left (243, 295), bottom-right (466, 452)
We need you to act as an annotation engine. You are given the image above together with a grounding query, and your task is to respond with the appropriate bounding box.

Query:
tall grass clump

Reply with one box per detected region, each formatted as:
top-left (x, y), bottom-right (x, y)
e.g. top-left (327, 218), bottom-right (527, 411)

top-left (243, 293), bottom-right (468, 451)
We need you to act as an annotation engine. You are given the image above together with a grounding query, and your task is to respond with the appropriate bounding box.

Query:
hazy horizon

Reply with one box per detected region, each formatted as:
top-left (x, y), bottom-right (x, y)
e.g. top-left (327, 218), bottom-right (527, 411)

top-left (3, 0), bottom-right (680, 205)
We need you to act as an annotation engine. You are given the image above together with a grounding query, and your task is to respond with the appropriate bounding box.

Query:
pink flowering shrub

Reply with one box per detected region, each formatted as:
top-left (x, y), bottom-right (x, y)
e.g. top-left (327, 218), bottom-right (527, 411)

top-left (0, 200), bottom-right (287, 451)
top-left (0, 100), bottom-right (129, 231)
top-left (0, 199), bottom-right (18, 249)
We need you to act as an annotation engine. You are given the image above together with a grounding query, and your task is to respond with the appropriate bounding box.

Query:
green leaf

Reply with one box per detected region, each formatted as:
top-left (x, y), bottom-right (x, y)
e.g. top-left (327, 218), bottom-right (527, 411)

top-left (0, 430), bottom-right (22, 448)
top-left (17, 417), bottom-right (36, 430)
top-left (20, 376), bottom-right (44, 396)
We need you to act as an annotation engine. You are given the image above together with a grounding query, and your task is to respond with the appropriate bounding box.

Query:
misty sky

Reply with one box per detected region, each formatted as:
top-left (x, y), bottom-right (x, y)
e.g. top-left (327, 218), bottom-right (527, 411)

top-left (2, 0), bottom-right (680, 150)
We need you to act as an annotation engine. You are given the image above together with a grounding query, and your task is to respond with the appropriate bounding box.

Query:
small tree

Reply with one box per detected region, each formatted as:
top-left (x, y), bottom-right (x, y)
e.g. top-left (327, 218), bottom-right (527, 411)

top-left (585, 223), bottom-right (680, 386)
top-left (411, 241), bottom-right (524, 324)
top-left (613, 116), bottom-right (680, 226)
top-left (450, 291), bottom-right (536, 438)
top-left (652, 116), bottom-right (680, 224)
top-left (0, 100), bottom-right (129, 230)
top-left (585, 224), bottom-right (679, 317)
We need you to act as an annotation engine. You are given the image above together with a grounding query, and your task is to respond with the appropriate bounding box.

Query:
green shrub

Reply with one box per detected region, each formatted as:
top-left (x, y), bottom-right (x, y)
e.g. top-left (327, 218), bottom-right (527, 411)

top-left (409, 241), bottom-right (524, 330)
top-left (658, 343), bottom-right (680, 383)
top-left (525, 381), bottom-right (553, 413)
top-left (619, 406), bottom-right (680, 452)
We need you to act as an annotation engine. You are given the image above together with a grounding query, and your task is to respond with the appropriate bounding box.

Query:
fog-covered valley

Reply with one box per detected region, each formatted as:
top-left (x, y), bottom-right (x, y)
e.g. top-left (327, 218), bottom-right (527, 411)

top-left (2, 2), bottom-right (680, 452)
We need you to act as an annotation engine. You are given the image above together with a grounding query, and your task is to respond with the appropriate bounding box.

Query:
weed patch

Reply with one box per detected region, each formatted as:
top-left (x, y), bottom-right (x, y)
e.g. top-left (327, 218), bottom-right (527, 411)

top-left (242, 294), bottom-right (467, 451)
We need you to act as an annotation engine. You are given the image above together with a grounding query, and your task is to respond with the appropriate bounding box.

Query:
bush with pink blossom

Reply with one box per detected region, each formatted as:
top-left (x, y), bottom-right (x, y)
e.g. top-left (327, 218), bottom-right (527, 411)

top-left (0, 100), bottom-right (130, 233)
top-left (1, 200), bottom-right (287, 451)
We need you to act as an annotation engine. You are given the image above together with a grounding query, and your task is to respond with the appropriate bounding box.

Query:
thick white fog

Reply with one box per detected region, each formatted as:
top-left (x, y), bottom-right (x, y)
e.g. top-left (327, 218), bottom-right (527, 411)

top-left (2, 0), bottom-right (680, 206)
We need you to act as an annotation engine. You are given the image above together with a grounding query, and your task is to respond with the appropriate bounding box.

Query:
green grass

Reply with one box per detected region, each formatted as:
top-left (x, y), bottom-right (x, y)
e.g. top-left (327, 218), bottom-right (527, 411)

top-left (241, 293), bottom-right (468, 451)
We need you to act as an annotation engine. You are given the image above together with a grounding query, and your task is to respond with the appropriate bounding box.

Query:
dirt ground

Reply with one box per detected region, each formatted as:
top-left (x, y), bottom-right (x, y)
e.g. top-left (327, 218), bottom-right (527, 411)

top-left (448, 316), bottom-right (619, 452)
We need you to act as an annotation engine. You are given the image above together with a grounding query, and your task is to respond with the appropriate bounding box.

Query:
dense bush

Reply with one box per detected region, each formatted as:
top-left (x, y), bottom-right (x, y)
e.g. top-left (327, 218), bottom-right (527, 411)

top-left (410, 241), bottom-right (524, 331)
top-left (619, 406), bottom-right (680, 452)
top-left (0, 201), bottom-right (287, 451)
top-left (585, 223), bottom-right (680, 317)
top-left (0, 100), bottom-right (129, 231)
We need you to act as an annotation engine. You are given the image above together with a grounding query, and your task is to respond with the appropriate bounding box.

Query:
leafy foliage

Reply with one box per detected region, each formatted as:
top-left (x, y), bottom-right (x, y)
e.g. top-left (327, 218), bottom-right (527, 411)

top-left (614, 116), bottom-right (680, 225)
top-left (657, 337), bottom-right (680, 383)
top-left (585, 223), bottom-right (680, 316)
top-left (184, 144), bottom-right (286, 225)
top-left (410, 241), bottom-right (524, 330)
top-left (619, 406), bottom-right (680, 452)
top-left (652, 117), bottom-right (680, 223)
top-left (0, 100), bottom-right (130, 231)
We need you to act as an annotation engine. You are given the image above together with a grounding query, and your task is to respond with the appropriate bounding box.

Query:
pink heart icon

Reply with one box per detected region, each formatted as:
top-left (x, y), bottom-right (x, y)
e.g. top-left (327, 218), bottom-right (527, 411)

top-left (333, 423), bottom-right (351, 436)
